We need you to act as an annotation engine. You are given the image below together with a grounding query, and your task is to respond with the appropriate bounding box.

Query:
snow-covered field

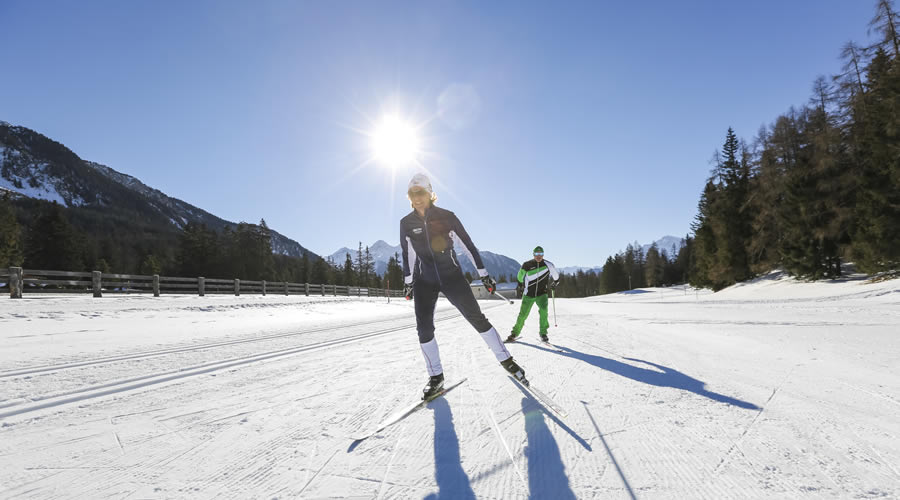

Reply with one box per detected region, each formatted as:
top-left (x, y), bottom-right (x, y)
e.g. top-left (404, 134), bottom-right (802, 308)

top-left (1, 273), bottom-right (898, 499)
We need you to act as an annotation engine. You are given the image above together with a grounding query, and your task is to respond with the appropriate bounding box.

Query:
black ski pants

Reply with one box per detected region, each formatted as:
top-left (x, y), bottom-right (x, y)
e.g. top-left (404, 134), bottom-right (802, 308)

top-left (414, 272), bottom-right (492, 343)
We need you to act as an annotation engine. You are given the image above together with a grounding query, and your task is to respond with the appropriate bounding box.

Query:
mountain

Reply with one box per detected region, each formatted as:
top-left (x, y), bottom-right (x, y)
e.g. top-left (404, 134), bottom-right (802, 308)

top-left (641, 235), bottom-right (685, 257)
top-left (558, 265), bottom-right (603, 275)
top-left (329, 240), bottom-right (521, 279)
top-left (0, 121), bottom-right (316, 259)
top-left (557, 236), bottom-right (685, 275)
top-left (328, 240), bottom-right (401, 276)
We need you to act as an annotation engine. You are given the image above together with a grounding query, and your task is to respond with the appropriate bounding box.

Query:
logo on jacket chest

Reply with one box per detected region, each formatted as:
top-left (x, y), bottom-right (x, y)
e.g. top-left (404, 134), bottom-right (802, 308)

top-left (412, 228), bottom-right (423, 235)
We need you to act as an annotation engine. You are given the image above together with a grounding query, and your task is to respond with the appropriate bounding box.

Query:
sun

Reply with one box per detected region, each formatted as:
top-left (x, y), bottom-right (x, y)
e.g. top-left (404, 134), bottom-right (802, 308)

top-left (370, 114), bottom-right (421, 167)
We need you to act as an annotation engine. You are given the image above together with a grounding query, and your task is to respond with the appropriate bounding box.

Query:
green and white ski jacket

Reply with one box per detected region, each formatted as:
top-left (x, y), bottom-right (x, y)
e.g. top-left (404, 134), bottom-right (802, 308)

top-left (517, 259), bottom-right (560, 297)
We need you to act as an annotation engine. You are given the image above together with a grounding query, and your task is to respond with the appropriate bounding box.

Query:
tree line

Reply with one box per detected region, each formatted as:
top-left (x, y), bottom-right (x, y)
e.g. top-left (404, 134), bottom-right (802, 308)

top-left (690, 1), bottom-right (900, 290)
top-left (0, 195), bottom-right (409, 289)
top-left (551, 239), bottom-right (693, 298)
top-left (570, 1), bottom-right (900, 296)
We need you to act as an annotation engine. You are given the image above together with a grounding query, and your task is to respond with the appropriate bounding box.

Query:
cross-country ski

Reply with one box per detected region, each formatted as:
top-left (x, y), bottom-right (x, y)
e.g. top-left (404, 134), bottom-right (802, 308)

top-left (352, 378), bottom-right (468, 442)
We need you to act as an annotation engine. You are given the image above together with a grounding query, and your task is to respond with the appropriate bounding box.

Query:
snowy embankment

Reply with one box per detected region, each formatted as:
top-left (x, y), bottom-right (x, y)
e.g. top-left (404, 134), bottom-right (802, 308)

top-left (0, 274), bottom-right (898, 499)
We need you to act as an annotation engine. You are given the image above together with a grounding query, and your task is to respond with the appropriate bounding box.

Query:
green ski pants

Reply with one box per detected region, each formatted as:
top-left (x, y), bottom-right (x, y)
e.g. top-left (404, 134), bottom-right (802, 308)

top-left (511, 293), bottom-right (549, 335)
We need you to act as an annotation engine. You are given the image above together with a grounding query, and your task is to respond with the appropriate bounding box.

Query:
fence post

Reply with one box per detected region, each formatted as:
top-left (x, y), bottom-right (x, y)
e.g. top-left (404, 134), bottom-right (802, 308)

top-left (153, 275), bottom-right (160, 297)
top-left (284, 281), bottom-right (289, 296)
top-left (304, 283), bottom-right (309, 296)
top-left (234, 279), bottom-right (240, 296)
top-left (262, 280), bottom-right (267, 296)
top-left (92, 271), bottom-right (102, 298)
top-left (333, 284), bottom-right (336, 297)
top-left (10, 267), bottom-right (22, 299)
top-left (198, 277), bottom-right (205, 297)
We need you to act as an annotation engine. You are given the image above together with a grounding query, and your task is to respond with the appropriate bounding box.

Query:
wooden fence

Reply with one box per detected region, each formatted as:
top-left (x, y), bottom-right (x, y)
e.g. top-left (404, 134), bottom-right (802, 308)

top-left (2, 267), bottom-right (403, 299)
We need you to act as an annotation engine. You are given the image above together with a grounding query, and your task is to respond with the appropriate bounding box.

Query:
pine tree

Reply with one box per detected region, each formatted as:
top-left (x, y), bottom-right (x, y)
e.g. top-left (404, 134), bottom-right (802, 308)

top-left (712, 128), bottom-right (753, 286)
top-left (600, 255), bottom-right (628, 294)
top-left (343, 252), bottom-right (355, 287)
top-left (25, 202), bottom-right (84, 271)
top-left (848, 47), bottom-right (900, 272)
top-left (177, 222), bottom-right (220, 277)
top-left (870, 0), bottom-right (900, 58)
top-left (644, 244), bottom-right (664, 287)
top-left (363, 246), bottom-right (375, 287)
top-left (385, 252), bottom-right (403, 290)
top-left (140, 254), bottom-right (162, 275)
top-left (355, 242), bottom-right (364, 286)
top-left (301, 251), bottom-right (310, 283)
top-left (690, 181), bottom-right (718, 289)
top-left (310, 257), bottom-right (329, 284)
top-left (0, 193), bottom-right (24, 267)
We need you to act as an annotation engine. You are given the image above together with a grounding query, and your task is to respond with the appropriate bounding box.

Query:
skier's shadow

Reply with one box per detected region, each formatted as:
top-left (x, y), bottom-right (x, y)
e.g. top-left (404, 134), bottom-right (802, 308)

top-left (425, 397), bottom-right (475, 500)
top-left (521, 342), bottom-right (760, 410)
top-left (511, 381), bottom-right (592, 452)
top-left (520, 398), bottom-right (577, 500)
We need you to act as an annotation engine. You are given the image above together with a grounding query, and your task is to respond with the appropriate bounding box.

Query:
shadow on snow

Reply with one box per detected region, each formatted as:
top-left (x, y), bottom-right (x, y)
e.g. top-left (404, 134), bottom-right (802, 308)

top-left (519, 342), bottom-right (760, 410)
top-left (520, 397), bottom-right (577, 500)
top-left (425, 397), bottom-right (475, 500)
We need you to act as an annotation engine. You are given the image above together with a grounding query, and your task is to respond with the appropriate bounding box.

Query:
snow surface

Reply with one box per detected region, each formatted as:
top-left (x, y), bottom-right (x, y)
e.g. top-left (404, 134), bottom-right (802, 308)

top-left (1, 276), bottom-right (898, 498)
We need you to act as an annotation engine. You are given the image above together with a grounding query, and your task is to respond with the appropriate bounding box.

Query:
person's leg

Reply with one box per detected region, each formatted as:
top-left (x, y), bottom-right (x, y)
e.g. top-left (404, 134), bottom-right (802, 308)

top-left (414, 280), bottom-right (443, 376)
top-left (537, 293), bottom-right (550, 336)
top-left (440, 273), bottom-right (511, 362)
top-left (511, 295), bottom-right (536, 336)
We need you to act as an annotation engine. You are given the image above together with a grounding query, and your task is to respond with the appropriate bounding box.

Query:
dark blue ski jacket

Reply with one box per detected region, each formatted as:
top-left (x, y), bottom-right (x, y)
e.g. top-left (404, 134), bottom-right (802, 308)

top-left (400, 205), bottom-right (487, 285)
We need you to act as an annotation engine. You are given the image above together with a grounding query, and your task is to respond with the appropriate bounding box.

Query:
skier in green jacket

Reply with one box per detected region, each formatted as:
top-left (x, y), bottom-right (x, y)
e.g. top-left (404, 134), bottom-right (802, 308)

top-left (506, 246), bottom-right (560, 343)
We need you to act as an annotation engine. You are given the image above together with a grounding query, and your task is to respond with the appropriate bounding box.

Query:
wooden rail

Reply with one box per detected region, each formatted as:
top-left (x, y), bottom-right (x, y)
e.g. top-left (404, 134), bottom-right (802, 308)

top-left (4, 267), bottom-right (404, 299)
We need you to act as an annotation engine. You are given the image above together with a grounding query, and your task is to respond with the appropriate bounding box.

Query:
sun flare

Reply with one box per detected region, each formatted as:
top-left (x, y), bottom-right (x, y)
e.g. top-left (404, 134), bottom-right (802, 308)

top-left (370, 115), bottom-right (420, 167)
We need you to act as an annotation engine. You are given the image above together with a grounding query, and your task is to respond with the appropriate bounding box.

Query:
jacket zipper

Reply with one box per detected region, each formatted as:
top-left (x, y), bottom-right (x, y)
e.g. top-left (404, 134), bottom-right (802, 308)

top-left (422, 209), bottom-right (443, 286)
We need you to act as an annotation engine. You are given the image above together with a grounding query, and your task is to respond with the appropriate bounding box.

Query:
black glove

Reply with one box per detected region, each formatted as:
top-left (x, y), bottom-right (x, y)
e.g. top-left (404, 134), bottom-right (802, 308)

top-left (482, 275), bottom-right (497, 294)
top-left (404, 282), bottom-right (414, 300)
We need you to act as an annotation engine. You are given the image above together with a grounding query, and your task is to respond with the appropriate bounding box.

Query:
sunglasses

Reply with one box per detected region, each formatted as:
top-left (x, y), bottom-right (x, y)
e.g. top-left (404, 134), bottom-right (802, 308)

top-left (408, 189), bottom-right (429, 197)
top-left (533, 252), bottom-right (544, 256)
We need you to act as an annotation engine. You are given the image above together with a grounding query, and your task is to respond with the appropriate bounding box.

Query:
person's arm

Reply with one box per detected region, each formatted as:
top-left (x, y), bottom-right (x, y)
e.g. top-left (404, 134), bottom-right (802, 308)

top-left (546, 260), bottom-right (560, 281)
top-left (449, 213), bottom-right (488, 277)
top-left (517, 267), bottom-right (526, 283)
top-left (401, 222), bottom-right (417, 284)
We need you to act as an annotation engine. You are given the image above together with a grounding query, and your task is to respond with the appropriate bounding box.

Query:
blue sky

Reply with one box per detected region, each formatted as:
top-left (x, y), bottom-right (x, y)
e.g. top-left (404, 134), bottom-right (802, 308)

top-left (0, 1), bottom-right (877, 267)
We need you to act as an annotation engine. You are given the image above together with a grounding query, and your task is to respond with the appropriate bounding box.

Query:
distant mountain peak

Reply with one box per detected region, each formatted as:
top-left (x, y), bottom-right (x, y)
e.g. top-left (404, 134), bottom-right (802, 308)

top-left (0, 121), bottom-right (318, 259)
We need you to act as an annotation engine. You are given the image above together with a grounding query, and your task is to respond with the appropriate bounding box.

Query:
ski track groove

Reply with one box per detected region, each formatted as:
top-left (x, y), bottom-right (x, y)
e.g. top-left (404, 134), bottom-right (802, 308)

top-left (0, 307), bottom-right (497, 420)
top-left (0, 309), bottom-right (453, 378)
top-left (714, 363), bottom-right (798, 474)
top-left (1, 328), bottom-right (396, 498)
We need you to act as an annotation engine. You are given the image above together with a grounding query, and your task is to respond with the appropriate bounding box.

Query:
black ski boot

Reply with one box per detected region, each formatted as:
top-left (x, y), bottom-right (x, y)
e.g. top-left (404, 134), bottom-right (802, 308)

top-left (504, 332), bottom-right (520, 343)
top-left (422, 373), bottom-right (445, 400)
top-left (540, 333), bottom-right (549, 342)
top-left (500, 357), bottom-right (527, 384)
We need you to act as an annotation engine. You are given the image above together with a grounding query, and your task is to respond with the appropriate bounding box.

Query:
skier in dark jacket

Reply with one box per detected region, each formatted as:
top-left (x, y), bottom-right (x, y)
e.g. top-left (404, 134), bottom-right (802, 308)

top-left (401, 173), bottom-right (526, 399)
top-left (506, 246), bottom-right (559, 343)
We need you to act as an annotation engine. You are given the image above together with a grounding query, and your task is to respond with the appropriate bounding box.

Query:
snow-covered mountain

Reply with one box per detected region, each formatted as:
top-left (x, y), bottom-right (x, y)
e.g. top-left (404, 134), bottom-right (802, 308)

top-left (329, 240), bottom-right (521, 279)
top-left (558, 265), bottom-right (603, 275)
top-left (328, 240), bottom-right (402, 276)
top-left (556, 236), bottom-right (685, 275)
top-left (0, 121), bottom-right (315, 258)
top-left (641, 235), bottom-right (685, 257)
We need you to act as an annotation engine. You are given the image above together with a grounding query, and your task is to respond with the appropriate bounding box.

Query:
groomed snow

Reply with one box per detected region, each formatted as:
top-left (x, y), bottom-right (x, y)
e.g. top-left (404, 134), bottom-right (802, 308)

top-left (1, 275), bottom-right (898, 498)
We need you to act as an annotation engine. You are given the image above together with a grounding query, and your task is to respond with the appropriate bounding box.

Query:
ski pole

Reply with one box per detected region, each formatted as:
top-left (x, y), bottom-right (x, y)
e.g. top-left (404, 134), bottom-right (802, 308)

top-left (492, 288), bottom-right (513, 305)
top-left (552, 289), bottom-right (557, 326)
